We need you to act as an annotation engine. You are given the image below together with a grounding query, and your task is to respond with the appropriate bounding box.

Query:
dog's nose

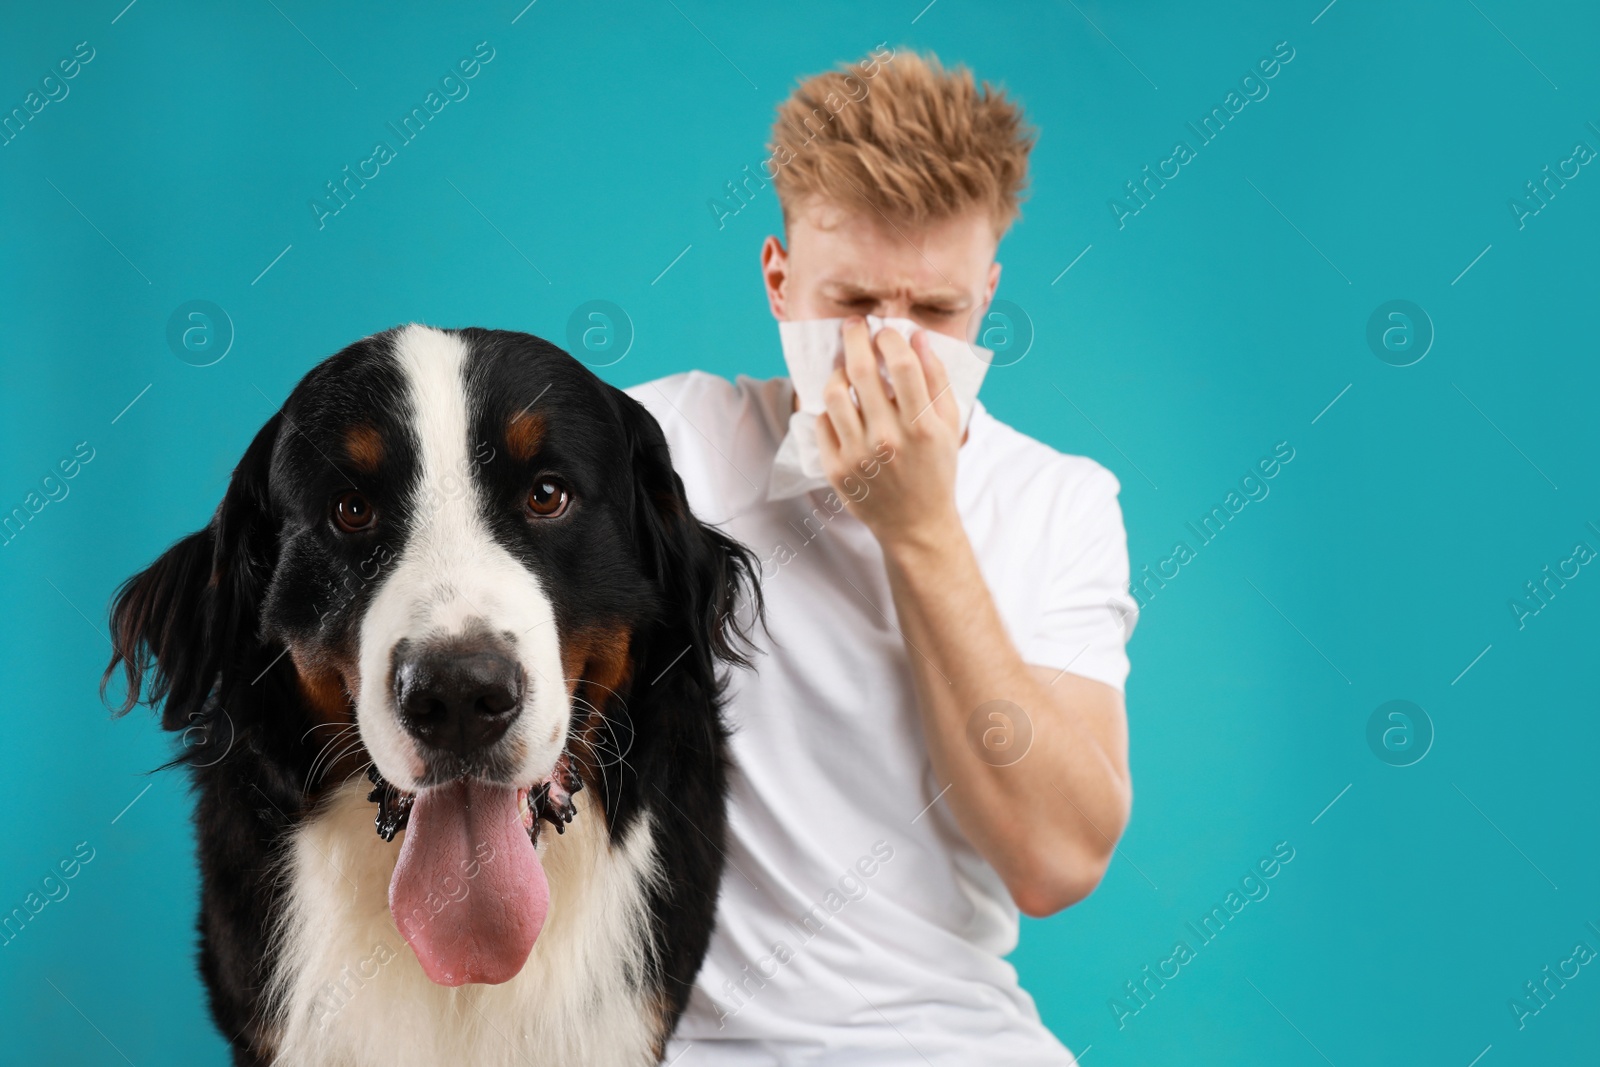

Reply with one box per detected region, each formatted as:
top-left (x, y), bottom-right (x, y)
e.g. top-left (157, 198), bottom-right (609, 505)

top-left (394, 644), bottom-right (523, 757)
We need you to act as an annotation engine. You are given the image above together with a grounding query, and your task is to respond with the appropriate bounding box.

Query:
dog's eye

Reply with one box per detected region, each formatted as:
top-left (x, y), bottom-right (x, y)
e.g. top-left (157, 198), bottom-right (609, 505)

top-left (526, 479), bottom-right (570, 518)
top-left (332, 491), bottom-right (377, 533)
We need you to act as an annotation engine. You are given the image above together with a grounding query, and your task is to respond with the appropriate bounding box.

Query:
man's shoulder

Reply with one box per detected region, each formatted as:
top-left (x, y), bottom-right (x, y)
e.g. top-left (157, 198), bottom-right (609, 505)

top-left (625, 371), bottom-right (788, 436)
top-left (624, 369), bottom-right (733, 406)
top-left (625, 372), bottom-right (790, 519)
top-left (969, 402), bottom-right (1123, 506)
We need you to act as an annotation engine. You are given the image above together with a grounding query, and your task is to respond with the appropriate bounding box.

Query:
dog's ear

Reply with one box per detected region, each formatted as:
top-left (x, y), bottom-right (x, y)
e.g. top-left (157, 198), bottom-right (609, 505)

top-left (103, 413), bottom-right (283, 730)
top-left (615, 390), bottom-right (761, 681)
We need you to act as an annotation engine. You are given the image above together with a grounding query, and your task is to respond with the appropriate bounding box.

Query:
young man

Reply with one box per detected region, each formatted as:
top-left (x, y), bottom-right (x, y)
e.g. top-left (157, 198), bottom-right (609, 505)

top-left (630, 49), bottom-right (1136, 1065)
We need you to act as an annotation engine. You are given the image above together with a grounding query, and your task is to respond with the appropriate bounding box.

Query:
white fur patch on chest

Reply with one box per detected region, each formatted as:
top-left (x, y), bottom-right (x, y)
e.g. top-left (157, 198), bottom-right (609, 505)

top-left (266, 779), bottom-right (663, 1066)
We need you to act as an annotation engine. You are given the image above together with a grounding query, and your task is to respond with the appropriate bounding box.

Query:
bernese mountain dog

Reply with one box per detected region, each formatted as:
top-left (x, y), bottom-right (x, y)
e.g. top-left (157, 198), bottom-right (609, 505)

top-left (103, 324), bottom-right (759, 1065)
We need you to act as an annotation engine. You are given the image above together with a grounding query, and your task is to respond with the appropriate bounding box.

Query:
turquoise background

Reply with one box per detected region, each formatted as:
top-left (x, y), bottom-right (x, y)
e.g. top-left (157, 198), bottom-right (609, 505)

top-left (2, 0), bottom-right (1596, 1063)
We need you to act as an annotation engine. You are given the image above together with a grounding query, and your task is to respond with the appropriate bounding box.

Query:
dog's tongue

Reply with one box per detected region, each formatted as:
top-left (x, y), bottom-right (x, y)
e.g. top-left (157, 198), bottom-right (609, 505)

top-left (389, 779), bottom-right (548, 986)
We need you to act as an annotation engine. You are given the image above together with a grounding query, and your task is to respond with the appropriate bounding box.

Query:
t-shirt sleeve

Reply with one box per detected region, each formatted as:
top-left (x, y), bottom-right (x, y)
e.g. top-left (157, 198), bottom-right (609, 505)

top-left (1020, 463), bottom-right (1138, 691)
top-left (625, 371), bottom-right (716, 473)
top-left (622, 372), bottom-right (763, 525)
top-left (623, 374), bottom-right (684, 434)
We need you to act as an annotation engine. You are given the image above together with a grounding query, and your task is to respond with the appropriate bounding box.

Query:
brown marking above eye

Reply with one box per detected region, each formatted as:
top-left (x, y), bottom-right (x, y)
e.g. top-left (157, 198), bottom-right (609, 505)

top-left (344, 425), bottom-right (384, 472)
top-left (506, 409), bottom-right (546, 463)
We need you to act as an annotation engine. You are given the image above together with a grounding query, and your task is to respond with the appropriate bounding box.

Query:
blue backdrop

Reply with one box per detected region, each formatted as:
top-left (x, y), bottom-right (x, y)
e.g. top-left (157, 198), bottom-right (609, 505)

top-left (2, 1), bottom-right (1596, 1063)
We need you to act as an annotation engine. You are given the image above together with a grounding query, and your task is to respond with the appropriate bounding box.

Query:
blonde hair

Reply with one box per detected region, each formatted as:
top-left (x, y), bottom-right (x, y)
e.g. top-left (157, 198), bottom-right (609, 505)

top-left (767, 47), bottom-right (1035, 236)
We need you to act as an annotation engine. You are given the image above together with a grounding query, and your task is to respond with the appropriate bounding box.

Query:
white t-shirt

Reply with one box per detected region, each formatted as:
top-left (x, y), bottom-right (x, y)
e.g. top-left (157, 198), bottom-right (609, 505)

top-left (627, 372), bottom-right (1136, 1067)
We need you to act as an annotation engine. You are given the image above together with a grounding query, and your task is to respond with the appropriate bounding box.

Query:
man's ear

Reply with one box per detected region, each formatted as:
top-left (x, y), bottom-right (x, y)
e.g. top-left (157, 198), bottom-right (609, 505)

top-left (614, 390), bottom-right (761, 684)
top-left (103, 413), bottom-right (282, 730)
top-left (761, 234), bottom-right (788, 321)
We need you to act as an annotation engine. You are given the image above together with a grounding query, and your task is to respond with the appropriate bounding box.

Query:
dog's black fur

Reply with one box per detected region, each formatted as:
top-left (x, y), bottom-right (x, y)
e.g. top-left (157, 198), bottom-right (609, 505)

top-left (104, 327), bottom-right (758, 1064)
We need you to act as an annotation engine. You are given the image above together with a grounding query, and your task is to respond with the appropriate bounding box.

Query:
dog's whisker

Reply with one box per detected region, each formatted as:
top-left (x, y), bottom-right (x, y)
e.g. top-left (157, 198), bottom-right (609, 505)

top-left (305, 723), bottom-right (356, 774)
top-left (300, 720), bottom-right (353, 743)
top-left (306, 725), bottom-right (360, 786)
top-left (314, 738), bottom-right (365, 787)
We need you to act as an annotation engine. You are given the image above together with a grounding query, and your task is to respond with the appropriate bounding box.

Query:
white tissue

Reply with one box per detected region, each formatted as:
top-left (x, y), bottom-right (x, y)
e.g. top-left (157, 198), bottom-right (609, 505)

top-left (768, 316), bottom-right (992, 502)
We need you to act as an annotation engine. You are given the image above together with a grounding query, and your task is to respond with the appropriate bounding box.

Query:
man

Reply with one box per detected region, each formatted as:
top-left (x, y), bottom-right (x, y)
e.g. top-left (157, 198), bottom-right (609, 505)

top-left (629, 48), bottom-right (1136, 1065)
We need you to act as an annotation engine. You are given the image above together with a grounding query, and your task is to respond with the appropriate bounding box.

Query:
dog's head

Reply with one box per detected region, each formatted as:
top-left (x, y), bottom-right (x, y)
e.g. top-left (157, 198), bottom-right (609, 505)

top-left (104, 324), bottom-right (757, 984)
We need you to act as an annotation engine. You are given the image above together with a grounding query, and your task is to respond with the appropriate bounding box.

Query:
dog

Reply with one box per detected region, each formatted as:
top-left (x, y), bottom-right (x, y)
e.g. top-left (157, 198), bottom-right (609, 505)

top-left (104, 324), bottom-right (759, 1065)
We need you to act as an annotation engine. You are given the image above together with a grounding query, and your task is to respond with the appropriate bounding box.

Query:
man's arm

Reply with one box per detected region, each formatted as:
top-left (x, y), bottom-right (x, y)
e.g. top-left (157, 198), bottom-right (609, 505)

top-left (817, 318), bottom-right (1132, 917)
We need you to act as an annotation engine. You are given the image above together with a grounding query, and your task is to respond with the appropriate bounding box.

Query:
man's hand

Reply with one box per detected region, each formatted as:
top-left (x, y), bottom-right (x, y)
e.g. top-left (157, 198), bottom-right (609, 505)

top-left (816, 318), bottom-right (961, 547)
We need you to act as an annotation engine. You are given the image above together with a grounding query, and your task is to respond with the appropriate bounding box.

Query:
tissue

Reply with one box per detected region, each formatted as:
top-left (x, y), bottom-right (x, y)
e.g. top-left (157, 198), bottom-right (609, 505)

top-left (768, 316), bottom-right (992, 501)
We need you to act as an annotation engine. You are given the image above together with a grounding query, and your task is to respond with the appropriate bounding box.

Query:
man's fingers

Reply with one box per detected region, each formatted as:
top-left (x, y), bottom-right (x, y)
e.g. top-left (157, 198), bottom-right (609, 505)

top-left (842, 317), bottom-right (894, 429)
top-left (911, 331), bottom-right (961, 430)
top-left (821, 365), bottom-right (865, 453)
top-left (816, 409), bottom-right (843, 474)
top-left (881, 328), bottom-right (932, 420)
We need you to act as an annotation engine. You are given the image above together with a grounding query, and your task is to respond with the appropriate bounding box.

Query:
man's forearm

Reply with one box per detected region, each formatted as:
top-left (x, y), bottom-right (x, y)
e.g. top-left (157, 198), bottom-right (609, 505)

top-left (880, 518), bottom-right (1132, 916)
top-left (812, 319), bottom-right (1133, 915)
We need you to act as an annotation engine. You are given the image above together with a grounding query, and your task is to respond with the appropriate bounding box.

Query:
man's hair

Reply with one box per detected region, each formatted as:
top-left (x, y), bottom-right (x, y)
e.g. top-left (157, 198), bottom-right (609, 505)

top-left (767, 48), bottom-right (1035, 236)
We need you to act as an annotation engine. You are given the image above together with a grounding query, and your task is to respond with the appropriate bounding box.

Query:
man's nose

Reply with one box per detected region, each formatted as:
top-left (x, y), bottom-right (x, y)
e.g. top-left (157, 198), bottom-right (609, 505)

top-left (394, 642), bottom-right (523, 758)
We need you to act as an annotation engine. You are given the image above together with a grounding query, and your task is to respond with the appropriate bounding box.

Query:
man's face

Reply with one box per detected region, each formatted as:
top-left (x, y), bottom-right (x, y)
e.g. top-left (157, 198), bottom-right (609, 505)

top-left (761, 200), bottom-right (1001, 342)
